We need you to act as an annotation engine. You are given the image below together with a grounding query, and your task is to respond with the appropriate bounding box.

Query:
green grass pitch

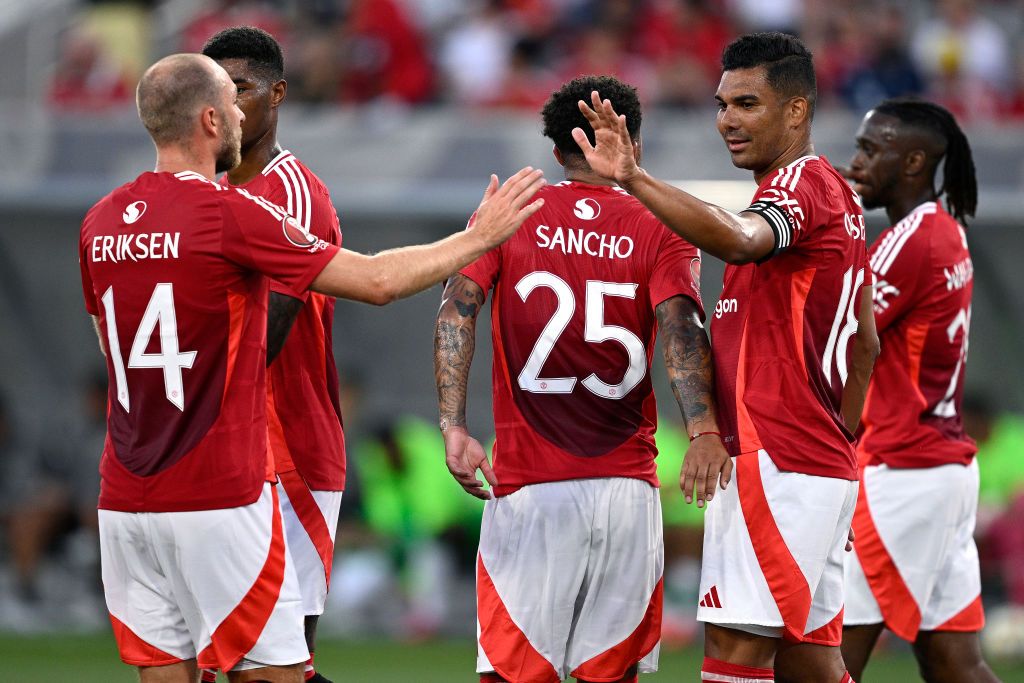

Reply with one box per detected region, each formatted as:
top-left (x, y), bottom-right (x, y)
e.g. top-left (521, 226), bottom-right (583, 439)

top-left (0, 634), bottom-right (1021, 681)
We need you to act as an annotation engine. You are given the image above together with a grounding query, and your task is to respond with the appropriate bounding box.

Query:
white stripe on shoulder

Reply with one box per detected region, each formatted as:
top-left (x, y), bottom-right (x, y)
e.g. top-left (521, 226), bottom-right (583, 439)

top-left (876, 212), bottom-right (924, 275)
top-left (231, 186), bottom-right (287, 220)
top-left (281, 159), bottom-right (313, 231)
top-left (262, 149), bottom-right (294, 176)
top-left (870, 201), bottom-right (936, 272)
top-left (174, 171), bottom-right (224, 189)
top-left (272, 166), bottom-right (295, 219)
top-left (786, 157), bottom-right (813, 191)
top-left (276, 160), bottom-right (309, 230)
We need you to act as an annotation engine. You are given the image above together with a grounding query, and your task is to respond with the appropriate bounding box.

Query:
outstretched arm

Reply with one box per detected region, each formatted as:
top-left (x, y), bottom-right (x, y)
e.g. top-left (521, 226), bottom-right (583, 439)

top-left (657, 295), bottom-right (732, 507)
top-left (266, 292), bottom-right (304, 366)
top-left (572, 92), bottom-right (775, 264)
top-left (311, 169), bottom-right (545, 304)
top-left (841, 285), bottom-right (879, 432)
top-left (434, 274), bottom-right (496, 500)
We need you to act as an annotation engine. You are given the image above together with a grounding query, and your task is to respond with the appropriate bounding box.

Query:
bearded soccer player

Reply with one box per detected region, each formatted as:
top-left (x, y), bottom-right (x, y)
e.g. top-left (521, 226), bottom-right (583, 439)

top-left (434, 75), bottom-right (726, 683)
top-left (575, 33), bottom-right (879, 683)
top-left (80, 53), bottom-right (543, 683)
top-left (201, 27), bottom-right (343, 683)
top-left (841, 99), bottom-right (1000, 683)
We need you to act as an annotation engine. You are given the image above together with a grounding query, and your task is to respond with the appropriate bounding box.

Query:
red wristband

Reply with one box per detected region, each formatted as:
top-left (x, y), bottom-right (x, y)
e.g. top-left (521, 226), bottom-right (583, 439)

top-left (690, 430), bottom-right (721, 441)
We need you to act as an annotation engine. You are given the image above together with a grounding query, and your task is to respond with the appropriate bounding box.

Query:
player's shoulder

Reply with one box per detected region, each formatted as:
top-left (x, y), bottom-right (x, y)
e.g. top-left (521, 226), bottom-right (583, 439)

top-left (262, 149), bottom-right (333, 198)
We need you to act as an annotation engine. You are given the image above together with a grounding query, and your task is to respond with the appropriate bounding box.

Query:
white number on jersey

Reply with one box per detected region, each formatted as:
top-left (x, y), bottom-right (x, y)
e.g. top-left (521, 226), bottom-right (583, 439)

top-left (101, 283), bottom-right (197, 412)
top-left (823, 265), bottom-right (866, 386)
top-left (515, 272), bottom-right (647, 400)
top-left (933, 306), bottom-right (971, 418)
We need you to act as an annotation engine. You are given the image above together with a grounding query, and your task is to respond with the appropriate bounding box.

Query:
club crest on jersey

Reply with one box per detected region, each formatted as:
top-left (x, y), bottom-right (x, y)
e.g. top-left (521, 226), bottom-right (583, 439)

top-left (573, 198), bottom-right (601, 221)
top-left (281, 215), bottom-right (317, 249)
top-left (123, 201), bottom-right (147, 224)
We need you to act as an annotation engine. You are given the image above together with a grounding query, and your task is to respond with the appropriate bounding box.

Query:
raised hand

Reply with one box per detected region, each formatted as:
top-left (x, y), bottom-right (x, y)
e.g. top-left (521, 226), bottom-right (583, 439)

top-left (471, 167), bottom-right (546, 249)
top-left (442, 425), bottom-right (498, 500)
top-left (571, 90), bottom-right (642, 187)
top-left (680, 434), bottom-right (733, 508)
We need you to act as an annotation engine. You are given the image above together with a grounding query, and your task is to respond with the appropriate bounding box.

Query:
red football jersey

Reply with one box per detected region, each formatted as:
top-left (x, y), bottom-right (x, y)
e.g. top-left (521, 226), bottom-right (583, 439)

top-left (712, 156), bottom-right (868, 480)
top-left (79, 171), bottom-right (338, 512)
top-left (222, 151), bottom-right (346, 491)
top-left (858, 201), bottom-right (976, 468)
top-left (460, 181), bottom-right (704, 496)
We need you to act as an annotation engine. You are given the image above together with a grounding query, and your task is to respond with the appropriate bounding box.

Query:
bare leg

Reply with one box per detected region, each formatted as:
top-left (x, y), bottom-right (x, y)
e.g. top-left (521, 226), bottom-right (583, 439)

top-left (577, 664), bottom-right (638, 682)
top-left (227, 664), bottom-right (304, 683)
top-left (138, 659), bottom-right (199, 683)
top-left (841, 623), bottom-right (885, 681)
top-left (913, 631), bottom-right (1001, 683)
top-left (705, 623), bottom-right (777, 669)
top-left (775, 640), bottom-right (848, 683)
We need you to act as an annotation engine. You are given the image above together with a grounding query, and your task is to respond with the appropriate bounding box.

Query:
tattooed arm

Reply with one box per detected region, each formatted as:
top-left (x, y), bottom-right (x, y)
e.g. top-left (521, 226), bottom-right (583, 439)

top-left (434, 274), bottom-right (496, 500)
top-left (656, 295), bottom-right (732, 507)
top-left (266, 292), bottom-right (304, 366)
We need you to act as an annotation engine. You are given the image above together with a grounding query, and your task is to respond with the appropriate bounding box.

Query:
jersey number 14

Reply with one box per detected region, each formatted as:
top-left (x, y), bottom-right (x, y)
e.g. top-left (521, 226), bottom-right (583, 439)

top-left (101, 283), bottom-right (197, 412)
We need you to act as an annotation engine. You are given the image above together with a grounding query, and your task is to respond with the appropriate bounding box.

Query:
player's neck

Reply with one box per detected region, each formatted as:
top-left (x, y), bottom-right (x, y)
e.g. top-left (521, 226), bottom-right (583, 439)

top-left (154, 147), bottom-right (215, 180)
top-left (754, 138), bottom-right (815, 185)
top-left (887, 187), bottom-right (937, 225)
top-left (228, 131), bottom-right (281, 186)
top-left (565, 169), bottom-right (617, 187)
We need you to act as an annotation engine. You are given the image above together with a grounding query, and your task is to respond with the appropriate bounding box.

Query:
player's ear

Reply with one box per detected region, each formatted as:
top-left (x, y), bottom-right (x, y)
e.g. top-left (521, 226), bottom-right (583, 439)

top-left (552, 145), bottom-right (565, 167)
top-left (270, 79), bottom-right (287, 108)
top-left (200, 106), bottom-right (218, 138)
top-left (904, 149), bottom-right (927, 177)
top-left (787, 96), bottom-right (810, 129)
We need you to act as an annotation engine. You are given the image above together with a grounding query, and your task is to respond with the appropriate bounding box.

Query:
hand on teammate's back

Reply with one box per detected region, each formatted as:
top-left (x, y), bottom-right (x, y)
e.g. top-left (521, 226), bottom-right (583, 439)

top-left (571, 90), bottom-right (643, 187)
top-left (680, 434), bottom-right (733, 508)
top-left (470, 168), bottom-right (547, 249)
top-left (442, 426), bottom-right (498, 500)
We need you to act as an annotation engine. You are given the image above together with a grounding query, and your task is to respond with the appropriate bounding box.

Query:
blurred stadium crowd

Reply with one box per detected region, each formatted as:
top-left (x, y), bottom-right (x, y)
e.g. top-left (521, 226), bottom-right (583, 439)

top-left (5, 0), bottom-right (1024, 667)
top-left (51, 0), bottom-right (1024, 120)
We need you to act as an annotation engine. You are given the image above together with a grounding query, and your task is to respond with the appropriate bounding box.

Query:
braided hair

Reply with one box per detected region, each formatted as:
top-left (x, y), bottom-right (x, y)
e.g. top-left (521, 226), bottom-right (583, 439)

top-left (873, 98), bottom-right (977, 226)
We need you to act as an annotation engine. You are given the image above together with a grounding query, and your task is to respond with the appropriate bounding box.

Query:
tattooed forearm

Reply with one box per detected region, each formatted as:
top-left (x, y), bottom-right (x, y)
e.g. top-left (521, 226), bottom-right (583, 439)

top-left (434, 275), bottom-right (485, 430)
top-left (267, 292), bottom-right (304, 366)
top-left (657, 296), bottom-right (718, 431)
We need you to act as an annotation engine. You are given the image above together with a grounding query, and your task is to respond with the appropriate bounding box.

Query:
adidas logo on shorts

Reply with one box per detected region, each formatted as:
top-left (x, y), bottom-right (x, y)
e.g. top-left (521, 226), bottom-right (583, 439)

top-left (699, 585), bottom-right (723, 608)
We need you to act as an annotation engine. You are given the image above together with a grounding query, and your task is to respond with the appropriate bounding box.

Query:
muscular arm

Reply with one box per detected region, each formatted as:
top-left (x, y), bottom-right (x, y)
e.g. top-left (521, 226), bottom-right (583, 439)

top-left (434, 274), bottom-right (484, 430)
top-left (656, 295), bottom-right (732, 506)
top-left (656, 295), bottom-right (719, 435)
top-left (310, 168), bottom-right (544, 305)
top-left (841, 285), bottom-right (880, 432)
top-left (266, 292), bottom-right (304, 366)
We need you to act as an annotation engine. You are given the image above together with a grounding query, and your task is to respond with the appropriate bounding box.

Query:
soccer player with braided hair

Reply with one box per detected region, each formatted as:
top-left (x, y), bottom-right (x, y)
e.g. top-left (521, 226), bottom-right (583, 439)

top-left (842, 98), bottom-right (999, 682)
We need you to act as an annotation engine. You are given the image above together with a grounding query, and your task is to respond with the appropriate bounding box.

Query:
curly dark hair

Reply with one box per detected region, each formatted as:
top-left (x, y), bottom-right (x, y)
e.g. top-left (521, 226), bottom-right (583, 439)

top-left (722, 32), bottom-right (816, 117)
top-left (874, 97), bottom-right (977, 226)
top-left (542, 75), bottom-right (642, 160)
top-left (201, 26), bottom-right (284, 83)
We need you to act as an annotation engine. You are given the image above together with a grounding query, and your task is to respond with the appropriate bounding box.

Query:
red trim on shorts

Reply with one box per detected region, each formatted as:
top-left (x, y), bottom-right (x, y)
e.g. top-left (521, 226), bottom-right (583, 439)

top-left (789, 268), bottom-right (815, 380)
top-left (197, 487), bottom-right (288, 672)
top-left (735, 452), bottom-right (811, 642)
top-left (701, 656), bottom-right (774, 681)
top-left (109, 613), bottom-right (183, 667)
top-left (570, 578), bottom-right (663, 682)
top-left (933, 595), bottom-right (985, 632)
top-left (802, 607), bottom-right (844, 646)
top-left (279, 469), bottom-right (335, 587)
top-left (851, 473), bottom-right (921, 641)
top-left (477, 555), bottom-right (559, 683)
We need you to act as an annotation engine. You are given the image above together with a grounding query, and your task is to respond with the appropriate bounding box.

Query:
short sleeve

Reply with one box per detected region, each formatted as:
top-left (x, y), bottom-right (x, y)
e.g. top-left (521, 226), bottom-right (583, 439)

top-left (869, 226), bottom-right (927, 333)
top-left (458, 211), bottom-right (501, 295)
top-left (221, 190), bottom-right (339, 296)
top-left (649, 229), bottom-right (704, 319)
top-left (741, 168), bottom-right (823, 260)
top-left (79, 223), bottom-right (98, 315)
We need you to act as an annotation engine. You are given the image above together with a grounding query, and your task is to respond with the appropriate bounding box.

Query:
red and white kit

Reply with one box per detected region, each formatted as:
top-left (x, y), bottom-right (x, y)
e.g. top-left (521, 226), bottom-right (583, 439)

top-left (461, 181), bottom-right (704, 681)
top-left (845, 201), bottom-right (983, 640)
top-left (698, 156), bottom-right (867, 644)
top-left (223, 150), bottom-right (345, 616)
top-left (80, 171), bottom-right (338, 671)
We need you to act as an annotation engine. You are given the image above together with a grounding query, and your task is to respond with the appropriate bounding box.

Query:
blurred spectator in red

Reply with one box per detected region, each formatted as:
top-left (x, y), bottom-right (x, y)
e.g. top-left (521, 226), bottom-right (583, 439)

top-left (632, 0), bottom-right (733, 107)
top-left (810, 7), bottom-right (871, 108)
top-left (485, 37), bottom-right (561, 110)
top-left (289, 27), bottom-right (345, 104)
top-left (48, 27), bottom-right (133, 111)
top-left (180, 0), bottom-right (287, 54)
top-left (341, 0), bottom-right (434, 105)
top-left (558, 24), bottom-right (657, 103)
top-left (439, 0), bottom-right (513, 105)
top-left (911, 0), bottom-right (1012, 120)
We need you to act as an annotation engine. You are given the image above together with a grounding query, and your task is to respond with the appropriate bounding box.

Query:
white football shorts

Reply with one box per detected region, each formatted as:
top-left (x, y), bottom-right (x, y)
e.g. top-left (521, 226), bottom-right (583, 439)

top-left (697, 450), bottom-right (858, 645)
top-left (100, 482), bottom-right (309, 672)
top-left (844, 459), bottom-right (984, 640)
top-left (277, 470), bottom-right (343, 616)
top-left (477, 477), bottom-right (663, 683)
